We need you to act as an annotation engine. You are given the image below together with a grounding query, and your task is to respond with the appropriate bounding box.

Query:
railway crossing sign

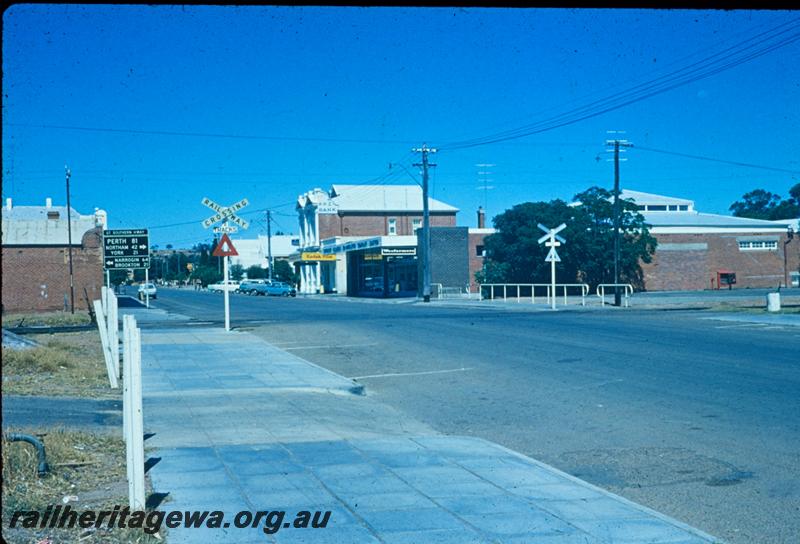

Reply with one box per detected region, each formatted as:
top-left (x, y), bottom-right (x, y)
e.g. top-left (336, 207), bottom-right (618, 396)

top-left (537, 223), bottom-right (567, 310)
top-left (544, 247), bottom-right (561, 263)
top-left (201, 197), bottom-right (250, 230)
top-left (103, 229), bottom-right (150, 270)
top-left (200, 197), bottom-right (249, 333)
top-left (212, 233), bottom-right (239, 257)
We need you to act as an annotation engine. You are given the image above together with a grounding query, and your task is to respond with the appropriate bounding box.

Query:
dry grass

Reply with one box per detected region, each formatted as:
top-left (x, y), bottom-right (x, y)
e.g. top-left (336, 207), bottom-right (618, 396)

top-left (2, 332), bottom-right (116, 398)
top-left (3, 311), bottom-right (92, 327)
top-left (2, 427), bottom-right (161, 543)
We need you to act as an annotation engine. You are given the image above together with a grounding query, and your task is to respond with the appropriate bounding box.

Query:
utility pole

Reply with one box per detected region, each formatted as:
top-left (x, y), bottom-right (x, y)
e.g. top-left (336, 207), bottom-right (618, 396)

top-left (65, 166), bottom-right (75, 314)
top-left (604, 133), bottom-right (632, 306)
top-left (413, 144), bottom-right (436, 302)
top-left (266, 210), bottom-right (273, 282)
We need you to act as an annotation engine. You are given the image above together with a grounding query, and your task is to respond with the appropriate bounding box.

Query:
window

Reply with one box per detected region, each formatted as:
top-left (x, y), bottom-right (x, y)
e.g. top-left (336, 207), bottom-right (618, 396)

top-left (648, 205), bottom-right (667, 211)
top-left (388, 218), bottom-right (397, 235)
top-left (668, 205), bottom-right (678, 211)
top-left (738, 240), bottom-right (777, 251)
top-left (476, 245), bottom-right (485, 257)
top-left (412, 218), bottom-right (422, 232)
top-left (678, 205), bottom-right (689, 211)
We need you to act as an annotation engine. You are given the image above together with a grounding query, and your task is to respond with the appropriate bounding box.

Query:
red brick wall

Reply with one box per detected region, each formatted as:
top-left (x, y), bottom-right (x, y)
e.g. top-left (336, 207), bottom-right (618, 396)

top-left (2, 227), bottom-right (104, 313)
top-left (468, 232), bottom-right (491, 292)
top-left (319, 212), bottom-right (456, 239)
top-left (641, 231), bottom-right (791, 291)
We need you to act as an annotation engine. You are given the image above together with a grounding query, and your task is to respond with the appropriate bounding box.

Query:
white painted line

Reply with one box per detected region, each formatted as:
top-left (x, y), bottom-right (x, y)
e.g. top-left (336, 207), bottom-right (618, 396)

top-left (713, 324), bottom-right (764, 329)
top-left (351, 367), bottom-right (473, 380)
top-left (285, 343), bottom-right (379, 351)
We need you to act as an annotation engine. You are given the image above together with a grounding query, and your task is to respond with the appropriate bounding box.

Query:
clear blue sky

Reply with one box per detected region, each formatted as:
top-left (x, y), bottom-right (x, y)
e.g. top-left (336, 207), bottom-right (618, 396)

top-left (3, 6), bottom-right (799, 248)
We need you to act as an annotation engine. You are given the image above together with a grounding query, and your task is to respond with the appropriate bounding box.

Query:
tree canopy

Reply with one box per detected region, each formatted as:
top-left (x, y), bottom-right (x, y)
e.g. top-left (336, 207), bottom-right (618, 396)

top-left (729, 183), bottom-right (800, 220)
top-left (477, 186), bottom-right (657, 290)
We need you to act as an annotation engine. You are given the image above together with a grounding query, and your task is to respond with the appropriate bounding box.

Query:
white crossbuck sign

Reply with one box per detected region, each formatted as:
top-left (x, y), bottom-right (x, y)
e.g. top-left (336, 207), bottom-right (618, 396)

top-left (201, 197), bottom-right (250, 230)
top-left (537, 223), bottom-right (567, 310)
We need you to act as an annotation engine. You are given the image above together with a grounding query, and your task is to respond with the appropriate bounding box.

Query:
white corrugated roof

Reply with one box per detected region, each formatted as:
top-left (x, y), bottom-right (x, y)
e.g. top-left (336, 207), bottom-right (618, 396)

top-left (328, 185), bottom-right (459, 213)
top-left (643, 212), bottom-right (791, 228)
top-left (620, 189), bottom-right (694, 206)
top-left (2, 205), bottom-right (101, 245)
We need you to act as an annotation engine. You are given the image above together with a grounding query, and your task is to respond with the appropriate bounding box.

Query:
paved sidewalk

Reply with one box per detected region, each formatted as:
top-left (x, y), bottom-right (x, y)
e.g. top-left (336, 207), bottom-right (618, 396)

top-left (141, 327), bottom-right (722, 543)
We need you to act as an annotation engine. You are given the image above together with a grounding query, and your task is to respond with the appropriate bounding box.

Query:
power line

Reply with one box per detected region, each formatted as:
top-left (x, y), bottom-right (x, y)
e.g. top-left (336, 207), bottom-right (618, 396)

top-left (437, 19), bottom-right (800, 151)
top-left (632, 145), bottom-right (800, 174)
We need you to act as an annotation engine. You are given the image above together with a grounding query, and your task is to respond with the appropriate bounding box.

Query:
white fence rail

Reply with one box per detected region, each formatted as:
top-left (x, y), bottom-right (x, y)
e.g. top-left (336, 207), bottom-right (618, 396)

top-left (94, 289), bottom-right (145, 509)
top-left (479, 283), bottom-right (590, 306)
top-left (596, 283), bottom-right (634, 307)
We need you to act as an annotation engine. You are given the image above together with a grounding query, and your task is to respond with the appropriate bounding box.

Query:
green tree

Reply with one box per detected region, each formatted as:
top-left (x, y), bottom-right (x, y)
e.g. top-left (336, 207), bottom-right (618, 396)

top-left (478, 186), bottom-right (657, 291)
top-left (246, 265), bottom-right (268, 279)
top-left (189, 265), bottom-right (222, 287)
top-left (230, 264), bottom-right (245, 281)
top-left (273, 260), bottom-right (299, 286)
top-left (729, 184), bottom-right (799, 220)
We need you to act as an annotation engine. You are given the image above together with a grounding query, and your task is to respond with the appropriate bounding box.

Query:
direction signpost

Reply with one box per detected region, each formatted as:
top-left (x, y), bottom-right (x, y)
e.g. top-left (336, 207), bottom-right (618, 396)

top-left (104, 229), bottom-right (151, 307)
top-left (201, 197), bottom-right (249, 331)
top-left (537, 223), bottom-right (566, 310)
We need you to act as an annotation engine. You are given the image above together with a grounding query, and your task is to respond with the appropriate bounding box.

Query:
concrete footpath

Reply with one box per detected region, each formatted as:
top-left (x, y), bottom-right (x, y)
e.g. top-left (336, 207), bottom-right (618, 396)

top-left (140, 326), bottom-right (723, 543)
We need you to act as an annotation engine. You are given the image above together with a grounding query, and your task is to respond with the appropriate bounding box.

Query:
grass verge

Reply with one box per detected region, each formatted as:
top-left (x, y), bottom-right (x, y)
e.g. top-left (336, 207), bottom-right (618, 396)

top-left (3, 311), bottom-right (92, 327)
top-left (2, 427), bottom-right (161, 543)
top-left (2, 331), bottom-right (116, 398)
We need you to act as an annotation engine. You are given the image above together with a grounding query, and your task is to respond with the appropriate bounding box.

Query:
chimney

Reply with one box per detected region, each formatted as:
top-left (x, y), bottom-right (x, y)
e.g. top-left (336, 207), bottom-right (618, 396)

top-left (477, 206), bottom-right (485, 229)
top-left (46, 197), bottom-right (52, 208)
top-left (5, 198), bottom-right (11, 210)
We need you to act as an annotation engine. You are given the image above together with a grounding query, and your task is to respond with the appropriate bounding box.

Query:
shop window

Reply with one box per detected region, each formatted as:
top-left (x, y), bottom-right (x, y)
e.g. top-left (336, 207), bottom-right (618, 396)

top-left (388, 218), bottom-right (397, 235)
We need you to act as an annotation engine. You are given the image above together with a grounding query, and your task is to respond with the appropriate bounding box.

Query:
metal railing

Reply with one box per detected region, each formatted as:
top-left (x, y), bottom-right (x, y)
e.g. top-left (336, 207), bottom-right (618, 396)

top-left (432, 283), bottom-right (479, 300)
top-left (479, 283), bottom-right (590, 306)
top-left (596, 283), bottom-right (634, 307)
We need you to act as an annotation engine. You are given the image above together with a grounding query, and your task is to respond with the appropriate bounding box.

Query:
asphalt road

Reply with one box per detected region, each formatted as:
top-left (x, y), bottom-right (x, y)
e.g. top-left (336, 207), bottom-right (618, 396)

top-left (143, 287), bottom-right (800, 544)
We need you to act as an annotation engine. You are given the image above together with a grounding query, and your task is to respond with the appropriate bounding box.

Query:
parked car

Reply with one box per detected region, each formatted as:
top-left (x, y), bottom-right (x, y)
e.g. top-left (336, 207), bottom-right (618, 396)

top-left (264, 281), bottom-right (297, 297)
top-left (207, 280), bottom-right (240, 293)
top-left (239, 279), bottom-right (270, 296)
top-left (137, 282), bottom-right (157, 300)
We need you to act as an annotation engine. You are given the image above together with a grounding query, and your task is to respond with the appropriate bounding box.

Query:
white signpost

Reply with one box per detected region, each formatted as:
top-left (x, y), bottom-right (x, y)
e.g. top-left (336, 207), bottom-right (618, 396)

top-left (201, 197), bottom-right (249, 331)
top-left (538, 223), bottom-right (567, 310)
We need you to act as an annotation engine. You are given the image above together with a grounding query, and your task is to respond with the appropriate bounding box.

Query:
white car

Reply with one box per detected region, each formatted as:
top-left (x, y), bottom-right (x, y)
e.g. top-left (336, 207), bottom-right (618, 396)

top-left (137, 282), bottom-right (157, 300)
top-left (207, 280), bottom-right (240, 293)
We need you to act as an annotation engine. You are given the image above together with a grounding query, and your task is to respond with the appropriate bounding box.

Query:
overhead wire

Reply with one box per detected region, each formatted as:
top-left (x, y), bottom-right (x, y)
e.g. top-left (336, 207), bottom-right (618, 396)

top-left (436, 18), bottom-right (800, 151)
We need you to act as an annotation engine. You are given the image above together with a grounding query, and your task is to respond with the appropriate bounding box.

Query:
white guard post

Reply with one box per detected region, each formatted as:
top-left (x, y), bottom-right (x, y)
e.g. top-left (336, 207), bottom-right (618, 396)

top-left (537, 223), bottom-right (567, 311)
top-left (122, 315), bottom-right (146, 510)
top-left (144, 268), bottom-right (150, 309)
top-left (93, 290), bottom-right (118, 388)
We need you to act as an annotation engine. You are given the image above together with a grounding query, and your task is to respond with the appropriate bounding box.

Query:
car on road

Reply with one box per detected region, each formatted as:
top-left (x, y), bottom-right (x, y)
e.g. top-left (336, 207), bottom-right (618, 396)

top-left (264, 281), bottom-right (297, 297)
top-left (239, 279), bottom-right (270, 296)
top-left (137, 282), bottom-right (157, 300)
top-left (207, 280), bottom-right (240, 293)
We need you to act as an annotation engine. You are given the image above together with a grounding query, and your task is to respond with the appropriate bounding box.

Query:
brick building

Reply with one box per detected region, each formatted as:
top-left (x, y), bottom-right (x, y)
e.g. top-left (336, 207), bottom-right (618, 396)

top-left (2, 198), bottom-right (107, 312)
top-left (295, 185), bottom-right (458, 295)
top-left (622, 190), bottom-right (797, 291)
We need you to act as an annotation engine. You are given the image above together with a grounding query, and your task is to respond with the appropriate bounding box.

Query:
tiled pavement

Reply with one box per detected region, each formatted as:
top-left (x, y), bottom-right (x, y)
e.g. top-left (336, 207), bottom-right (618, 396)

top-left (140, 327), bottom-right (723, 543)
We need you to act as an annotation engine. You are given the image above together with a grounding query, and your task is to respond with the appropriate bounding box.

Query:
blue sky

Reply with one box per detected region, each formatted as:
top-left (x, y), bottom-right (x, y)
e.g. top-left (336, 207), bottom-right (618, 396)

top-left (3, 6), bottom-right (799, 248)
